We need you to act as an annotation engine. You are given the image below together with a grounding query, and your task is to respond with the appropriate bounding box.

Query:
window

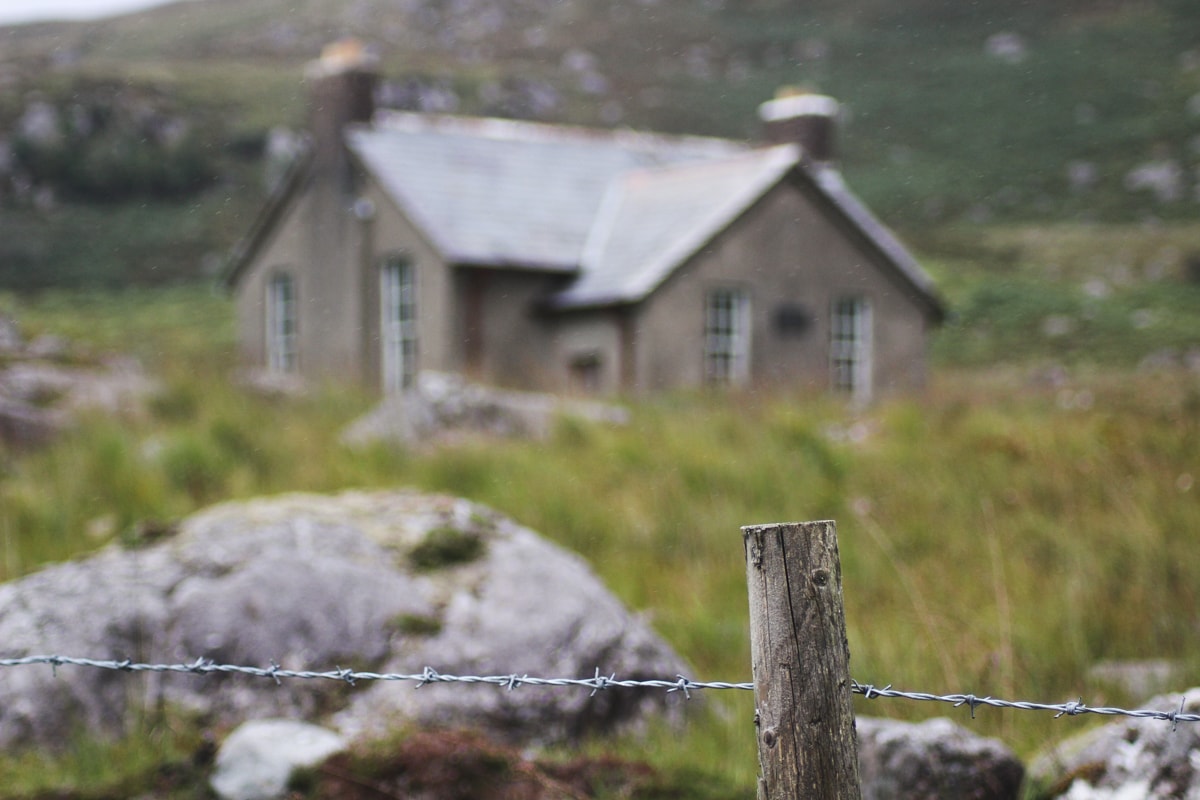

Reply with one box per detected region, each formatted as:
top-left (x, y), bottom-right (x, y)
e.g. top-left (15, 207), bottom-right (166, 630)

top-left (830, 296), bottom-right (872, 401)
top-left (381, 256), bottom-right (417, 392)
top-left (704, 288), bottom-right (750, 386)
top-left (266, 273), bottom-right (297, 373)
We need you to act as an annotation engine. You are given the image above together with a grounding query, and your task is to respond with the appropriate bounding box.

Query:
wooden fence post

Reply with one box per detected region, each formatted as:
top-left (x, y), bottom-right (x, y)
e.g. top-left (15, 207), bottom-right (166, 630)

top-left (743, 520), bottom-right (861, 799)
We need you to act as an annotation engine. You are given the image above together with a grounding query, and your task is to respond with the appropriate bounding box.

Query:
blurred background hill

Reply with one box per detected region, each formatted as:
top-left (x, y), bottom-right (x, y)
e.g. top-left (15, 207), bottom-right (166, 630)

top-left (0, 0), bottom-right (1198, 293)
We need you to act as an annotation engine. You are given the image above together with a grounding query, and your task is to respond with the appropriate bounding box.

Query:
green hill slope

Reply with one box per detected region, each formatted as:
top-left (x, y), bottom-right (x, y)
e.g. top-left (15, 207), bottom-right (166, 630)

top-left (0, 0), bottom-right (1198, 288)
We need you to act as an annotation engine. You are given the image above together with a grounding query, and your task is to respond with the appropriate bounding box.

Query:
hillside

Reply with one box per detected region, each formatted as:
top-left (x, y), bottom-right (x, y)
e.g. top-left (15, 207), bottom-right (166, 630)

top-left (1, 0), bottom-right (1199, 289)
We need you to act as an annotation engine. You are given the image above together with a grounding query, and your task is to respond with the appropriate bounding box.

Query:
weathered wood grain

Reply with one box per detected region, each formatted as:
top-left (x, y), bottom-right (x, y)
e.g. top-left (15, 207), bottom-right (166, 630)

top-left (743, 520), bottom-right (862, 799)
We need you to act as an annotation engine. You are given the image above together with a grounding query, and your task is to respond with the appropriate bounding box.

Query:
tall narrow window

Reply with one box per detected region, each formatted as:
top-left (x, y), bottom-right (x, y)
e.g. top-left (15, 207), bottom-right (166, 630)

top-left (381, 257), bottom-right (417, 392)
top-left (830, 296), bottom-right (872, 401)
top-left (266, 273), bottom-right (296, 373)
top-left (704, 288), bottom-right (750, 386)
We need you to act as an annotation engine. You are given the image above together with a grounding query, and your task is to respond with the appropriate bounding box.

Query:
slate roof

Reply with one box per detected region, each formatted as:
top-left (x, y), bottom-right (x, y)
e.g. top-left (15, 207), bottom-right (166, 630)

top-left (346, 112), bottom-right (746, 273)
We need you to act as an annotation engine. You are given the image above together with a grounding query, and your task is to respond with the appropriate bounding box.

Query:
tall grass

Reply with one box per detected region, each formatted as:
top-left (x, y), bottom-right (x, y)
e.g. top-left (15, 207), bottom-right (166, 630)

top-left (0, 285), bottom-right (1198, 795)
top-left (920, 223), bottom-right (1200, 367)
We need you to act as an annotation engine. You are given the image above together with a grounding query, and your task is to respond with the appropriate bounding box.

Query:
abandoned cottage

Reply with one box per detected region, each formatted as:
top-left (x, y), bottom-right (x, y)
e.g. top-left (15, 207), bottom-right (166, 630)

top-left (224, 43), bottom-right (944, 401)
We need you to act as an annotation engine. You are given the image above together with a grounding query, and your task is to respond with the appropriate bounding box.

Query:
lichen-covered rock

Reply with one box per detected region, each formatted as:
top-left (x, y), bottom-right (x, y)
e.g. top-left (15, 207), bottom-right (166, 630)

top-left (1028, 688), bottom-right (1200, 798)
top-left (857, 716), bottom-right (1024, 799)
top-left (0, 491), bottom-right (691, 749)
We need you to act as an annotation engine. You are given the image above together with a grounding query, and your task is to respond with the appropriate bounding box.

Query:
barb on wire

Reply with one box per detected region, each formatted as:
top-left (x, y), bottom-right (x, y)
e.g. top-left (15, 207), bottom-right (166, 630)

top-left (3, 655), bottom-right (1199, 729)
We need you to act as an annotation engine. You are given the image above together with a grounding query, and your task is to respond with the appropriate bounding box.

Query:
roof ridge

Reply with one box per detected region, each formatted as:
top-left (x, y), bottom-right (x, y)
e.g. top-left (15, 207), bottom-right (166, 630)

top-left (615, 142), bottom-right (800, 178)
top-left (369, 110), bottom-right (748, 156)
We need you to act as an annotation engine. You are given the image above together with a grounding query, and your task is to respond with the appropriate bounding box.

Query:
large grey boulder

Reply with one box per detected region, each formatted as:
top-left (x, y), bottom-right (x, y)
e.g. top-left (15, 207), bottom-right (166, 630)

top-left (857, 716), bottom-right (1024, 799)
top-left (1028, 688), bottom-right (1200, 798)
top-left (0, 491), bottom-right (690, 749)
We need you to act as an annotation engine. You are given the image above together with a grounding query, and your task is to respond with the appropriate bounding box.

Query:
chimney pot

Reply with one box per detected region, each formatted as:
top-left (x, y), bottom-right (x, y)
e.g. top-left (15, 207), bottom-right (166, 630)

top-left (306, 40), bottom-right (379, 187)
top-left (305, 37), bottom-right (379, 79)
top-left (758, 91), bottom-right (840, 163)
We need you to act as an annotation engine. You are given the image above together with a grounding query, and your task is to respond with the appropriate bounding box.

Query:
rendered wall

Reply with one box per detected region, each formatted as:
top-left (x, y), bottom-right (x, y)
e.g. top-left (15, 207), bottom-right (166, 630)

top-left (631, 177), bottom-right (933, 397)
top-left (452, 268), bottom-right (568, 390)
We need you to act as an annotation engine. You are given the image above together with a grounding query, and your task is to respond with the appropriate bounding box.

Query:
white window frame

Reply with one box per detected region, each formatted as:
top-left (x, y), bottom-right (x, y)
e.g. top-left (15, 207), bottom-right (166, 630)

top-left (381, 256), bottom-right (417, 393)
top-left (704, 288), bottom-right (751, 386)
top-left (830, 295), bottom-right (873, 402)
top-left (266, 272), bottom-right (297, 374)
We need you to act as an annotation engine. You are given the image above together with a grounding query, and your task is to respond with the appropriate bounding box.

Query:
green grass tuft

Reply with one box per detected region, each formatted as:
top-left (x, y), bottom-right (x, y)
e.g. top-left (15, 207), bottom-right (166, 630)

top-left (408, 526), bottom-right (488, 571)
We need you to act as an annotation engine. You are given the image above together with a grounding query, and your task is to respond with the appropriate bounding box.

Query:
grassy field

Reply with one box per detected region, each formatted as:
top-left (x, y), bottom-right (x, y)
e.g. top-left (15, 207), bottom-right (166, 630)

top-left (0, 254), bottom-right (1197, 797)
top-left (923, 222), bottom-right (1200, 367)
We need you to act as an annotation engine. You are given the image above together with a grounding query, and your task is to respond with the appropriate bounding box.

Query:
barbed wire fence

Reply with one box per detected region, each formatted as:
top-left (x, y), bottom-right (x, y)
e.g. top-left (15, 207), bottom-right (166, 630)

top-left (2, 519), bottom-right (1197, 796)
top-left (2, 653), bottom-right (1198, 728)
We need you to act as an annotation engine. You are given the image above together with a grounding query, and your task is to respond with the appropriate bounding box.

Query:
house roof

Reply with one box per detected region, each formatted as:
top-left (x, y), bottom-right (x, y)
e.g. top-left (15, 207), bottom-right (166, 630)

top-left (223, 142), bottom-right (313, 289)
top-left (346, 112), bottom-right (746, 273)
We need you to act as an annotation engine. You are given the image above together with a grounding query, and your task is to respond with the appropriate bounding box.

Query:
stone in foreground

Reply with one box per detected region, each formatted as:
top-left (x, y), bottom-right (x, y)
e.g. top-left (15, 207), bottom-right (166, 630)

top-left (0, 490), bottom-right (691, 749)
top-left (857, 716), bottom-right (1024, 799)
top-left (1028, 688), bottom-right (1200, 798)
top-left (210, 719), bottom-right (347, 800)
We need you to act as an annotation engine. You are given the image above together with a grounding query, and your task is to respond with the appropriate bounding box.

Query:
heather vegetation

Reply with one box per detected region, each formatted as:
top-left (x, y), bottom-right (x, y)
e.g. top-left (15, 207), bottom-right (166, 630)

top-left (0, 275), bottom-right (1196, 797)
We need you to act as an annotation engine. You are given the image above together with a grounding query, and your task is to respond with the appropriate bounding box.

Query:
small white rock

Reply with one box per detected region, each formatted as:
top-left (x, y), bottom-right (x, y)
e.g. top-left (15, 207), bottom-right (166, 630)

top-left (210, 719), bottom-right (347, 800)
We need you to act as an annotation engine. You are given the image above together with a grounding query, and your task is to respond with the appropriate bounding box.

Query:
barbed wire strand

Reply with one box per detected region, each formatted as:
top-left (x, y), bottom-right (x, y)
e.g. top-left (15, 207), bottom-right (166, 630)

top-left (0, 655), bottom-right (752, 697)
top-left (1, 655), bottom-right (1198, 728)
top-left (851, 682), bottom-right (1200, 730)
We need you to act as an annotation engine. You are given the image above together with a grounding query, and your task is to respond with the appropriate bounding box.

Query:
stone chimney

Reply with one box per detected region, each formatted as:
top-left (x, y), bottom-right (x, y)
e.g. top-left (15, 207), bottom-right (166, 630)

top-left (305, 39), bottom-right (379, 187)
top-left (757, 88), bottom-right (840, 164)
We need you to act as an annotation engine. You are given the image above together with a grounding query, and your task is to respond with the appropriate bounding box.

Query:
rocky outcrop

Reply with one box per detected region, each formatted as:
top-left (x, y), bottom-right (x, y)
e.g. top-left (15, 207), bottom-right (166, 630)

top-left (0, 316), bottom-right (155, 447)
top-left (857, 716), bottom-right (1024, 799)
top-left (342, 371), bottom-right (628, 446)
top-left (1028, 687), bottom-right (1200, 798)
top-left (0, 490), bottom-right (690, 749)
